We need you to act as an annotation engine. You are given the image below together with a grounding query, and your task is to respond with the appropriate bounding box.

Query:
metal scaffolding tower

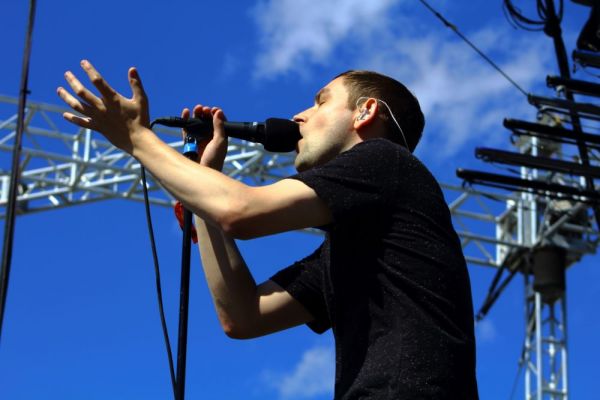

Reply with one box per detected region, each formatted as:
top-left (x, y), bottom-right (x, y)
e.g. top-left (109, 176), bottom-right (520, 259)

top-left (5, 94), bottom-right (594, 267)
top-left (1, 59), bottom-right (599, 400)
top-left (1, 2), bottom-right (598, 399)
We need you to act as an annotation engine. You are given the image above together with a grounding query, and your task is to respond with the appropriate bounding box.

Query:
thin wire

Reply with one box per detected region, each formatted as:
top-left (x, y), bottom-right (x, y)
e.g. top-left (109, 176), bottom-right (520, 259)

top-left (509, 356), bottom-right (525, 400)
top-left (0, 0), bottom-right (36, 344)
top-left (141, 163), bottom-right (177, 400)
top-left (503, 0), bottom-right (545, 31)
top-left (357, 96), bottom-right (410, 150)
top-left (502, 0), bottom-right (564, 31)
top-left (575, 63), bottom-right (600, 80)
top-left (489, 161), bottom-right (523, 176)
top-left (418, 0), bottom-right (530, 98)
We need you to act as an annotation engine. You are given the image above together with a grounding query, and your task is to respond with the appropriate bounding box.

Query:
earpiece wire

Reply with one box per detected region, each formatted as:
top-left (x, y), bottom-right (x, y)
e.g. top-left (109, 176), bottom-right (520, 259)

top-left (357, 96), bottom-right (411, 151)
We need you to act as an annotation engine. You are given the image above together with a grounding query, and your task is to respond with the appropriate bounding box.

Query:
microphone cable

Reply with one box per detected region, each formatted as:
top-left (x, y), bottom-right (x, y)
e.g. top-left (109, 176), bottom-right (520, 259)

top-left (141, 120), bottom-right (178, 400)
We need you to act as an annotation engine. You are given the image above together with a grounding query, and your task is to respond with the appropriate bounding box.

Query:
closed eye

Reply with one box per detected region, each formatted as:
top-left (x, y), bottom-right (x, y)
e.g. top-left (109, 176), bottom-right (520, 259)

top-left (314, 87), bottom-right (330, 107)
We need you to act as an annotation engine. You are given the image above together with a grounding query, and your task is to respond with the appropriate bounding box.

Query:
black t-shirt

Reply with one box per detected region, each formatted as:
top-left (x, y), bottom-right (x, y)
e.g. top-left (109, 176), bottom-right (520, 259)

top-left (270, 138), bottom-right (479, 399)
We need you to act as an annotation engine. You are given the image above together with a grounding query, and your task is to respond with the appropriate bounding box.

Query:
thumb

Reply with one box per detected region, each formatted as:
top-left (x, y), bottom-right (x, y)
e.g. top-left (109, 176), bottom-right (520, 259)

top-left (180, 108), bottom-right (190, 140)
top-left (212, 108), bottom-right (227, 139)
top-left (129, 67), bottom-right (148, 104)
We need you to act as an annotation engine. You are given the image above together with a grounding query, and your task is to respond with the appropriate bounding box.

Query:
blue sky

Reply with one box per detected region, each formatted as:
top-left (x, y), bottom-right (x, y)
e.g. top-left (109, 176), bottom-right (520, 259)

top-left (0, 0), bottom-right (598, 399)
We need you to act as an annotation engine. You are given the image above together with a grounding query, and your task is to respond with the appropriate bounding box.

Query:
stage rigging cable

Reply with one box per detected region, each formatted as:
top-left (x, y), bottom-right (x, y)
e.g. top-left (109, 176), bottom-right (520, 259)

top-left (0, 0), bottom-right (36, 344)
top-left (418, 0), bottom-right (531, 98)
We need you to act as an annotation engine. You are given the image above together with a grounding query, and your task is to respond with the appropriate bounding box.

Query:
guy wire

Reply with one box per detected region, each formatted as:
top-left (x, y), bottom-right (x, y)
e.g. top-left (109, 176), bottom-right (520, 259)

top-left (417, 0), bottom-right (530, 98)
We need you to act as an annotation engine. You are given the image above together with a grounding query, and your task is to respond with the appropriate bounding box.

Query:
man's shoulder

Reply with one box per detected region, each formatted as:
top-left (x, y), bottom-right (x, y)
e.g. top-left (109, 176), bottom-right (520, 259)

top-left (332, 138), bottom-right (406, 168)
top-left (351, 137), bottom-right (404, 153)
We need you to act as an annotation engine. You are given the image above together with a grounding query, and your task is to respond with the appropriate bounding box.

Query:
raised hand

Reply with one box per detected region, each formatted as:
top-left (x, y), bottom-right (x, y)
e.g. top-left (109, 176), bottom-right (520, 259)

top-left (180, 104), bottom-right (229, 171)
top-left (57, 60), bottom-right (150, 154)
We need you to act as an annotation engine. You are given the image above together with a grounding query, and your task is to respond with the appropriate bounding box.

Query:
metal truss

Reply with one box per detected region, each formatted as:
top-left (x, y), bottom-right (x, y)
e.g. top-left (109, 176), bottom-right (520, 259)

top-left (1, 95), bottom-right (599, 400)
top-left (443, 182), bottom-right (525, 268)
top-left (0, 95), bottom-right (296, 218)
top-left (522, 284), bottom-right (568, 400)
top-left (1, 95), bottom-right (597, 265)
top-left (442, 183), bottom-right (598, 271)
top-left (480, 129), bottom-right (598, 400)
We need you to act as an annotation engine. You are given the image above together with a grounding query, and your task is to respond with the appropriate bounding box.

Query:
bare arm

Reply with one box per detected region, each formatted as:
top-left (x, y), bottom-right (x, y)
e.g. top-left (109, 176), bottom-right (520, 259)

top-left (195, 218), bottom-right (314, 338)
top-left (182, 105), bottom-right (313, 338)
top-left (57, 62), bottom-right (331, 337)
top-left (56, 61), bottom-right (331, 238)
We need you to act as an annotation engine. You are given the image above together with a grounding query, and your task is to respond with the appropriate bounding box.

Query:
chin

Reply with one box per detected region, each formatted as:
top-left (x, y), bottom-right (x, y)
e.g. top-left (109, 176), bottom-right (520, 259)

top-left (294, 155), bottom-right (310, 172)
top-left (294, 162), bottom-right (308, 173)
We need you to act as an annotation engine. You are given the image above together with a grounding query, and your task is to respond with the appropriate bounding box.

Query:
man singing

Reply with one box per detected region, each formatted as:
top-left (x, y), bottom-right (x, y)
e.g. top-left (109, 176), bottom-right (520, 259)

top-left (58, 60), bottom-right (478, 399)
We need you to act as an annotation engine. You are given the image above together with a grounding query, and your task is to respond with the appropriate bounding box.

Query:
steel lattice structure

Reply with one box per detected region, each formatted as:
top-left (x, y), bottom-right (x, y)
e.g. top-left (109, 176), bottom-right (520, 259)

top-left (1, 94), bottom-right (599, 400)
top-left (2, 94), bottom-right (589, 262)
top-left (0, 95), bottom-right (296, 217)
top-left (1, 94), bottom-right (598, 266)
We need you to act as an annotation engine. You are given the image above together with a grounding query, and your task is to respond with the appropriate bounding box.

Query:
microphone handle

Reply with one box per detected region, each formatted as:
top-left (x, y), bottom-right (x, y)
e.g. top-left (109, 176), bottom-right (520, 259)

top-left (222, 121), bottom-right (266, 143)
top-left (171, 118), bottom-right (266, 144)
top-left (151, 117), bottom-right (300, 152)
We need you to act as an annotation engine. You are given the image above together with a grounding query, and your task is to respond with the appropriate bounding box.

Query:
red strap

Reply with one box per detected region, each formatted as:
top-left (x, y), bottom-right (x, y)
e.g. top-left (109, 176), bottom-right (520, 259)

top-left (174, 201), bottom-right (198, 243)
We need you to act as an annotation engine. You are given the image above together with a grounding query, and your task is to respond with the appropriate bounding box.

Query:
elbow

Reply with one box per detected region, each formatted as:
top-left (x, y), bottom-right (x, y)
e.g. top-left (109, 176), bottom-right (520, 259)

top-left (222, 223), bottom-right (260, 240)
top-left (216, 200), bottom-right (260, 240)
top-left (218, 213), bottom-right (254, 240)
top-left (216, 307), bottom-right (261, 340)
top-left (221, 321), bottom-right (259, 340)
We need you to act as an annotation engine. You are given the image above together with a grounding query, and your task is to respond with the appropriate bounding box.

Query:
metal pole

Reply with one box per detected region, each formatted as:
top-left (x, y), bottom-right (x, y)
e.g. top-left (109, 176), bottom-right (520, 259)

top-left (543, 0), bottom-right (600, 231)
top-left (0, 0), bottom-right (36, 343)
top-left (561, 298), bottom-right (568, 400)
top-left (525, 272), bottom-right (532, 400)
top-left (536, 293), bottom-right (543, 400)
top-left (175, 206), bottom-right (193, 400)
top-left (175, 135), bottom-right (199, 400)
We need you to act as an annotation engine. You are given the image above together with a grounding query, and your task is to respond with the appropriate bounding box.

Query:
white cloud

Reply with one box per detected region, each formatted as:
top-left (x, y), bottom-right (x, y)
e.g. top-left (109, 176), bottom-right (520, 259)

top-left (476, 318), bottom-right (498, 344)
top-left (262, 345), bottom-right (335, 399)
top-left (251, 1), bottom-right (556, 159)
top-left (363, 29), bottom-right (554, 159)
top-left (251, 0), bottom-right (397, 78)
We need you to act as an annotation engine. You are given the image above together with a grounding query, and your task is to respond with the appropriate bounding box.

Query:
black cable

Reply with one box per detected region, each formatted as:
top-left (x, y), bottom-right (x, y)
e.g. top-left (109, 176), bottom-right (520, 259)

top-left (502, 0), bottom-right (564, 31)
top-left (503, 0), bottom-right (546, 31)
top-left (0, 0), bottom-right (36, 344)
top-left (418, 0), bottom-right (531, 98)
top-left (508, 356), bottom-right (525, 400)
top-left (142, 121), bottom-right (177, 399)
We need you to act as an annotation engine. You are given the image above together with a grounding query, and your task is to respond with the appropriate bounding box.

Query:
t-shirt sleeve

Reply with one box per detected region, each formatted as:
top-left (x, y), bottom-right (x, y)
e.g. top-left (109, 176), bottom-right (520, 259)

top-left (289, 139), bottom-right (399, 225)
top-left (269, 244), bottom-right (331, 334)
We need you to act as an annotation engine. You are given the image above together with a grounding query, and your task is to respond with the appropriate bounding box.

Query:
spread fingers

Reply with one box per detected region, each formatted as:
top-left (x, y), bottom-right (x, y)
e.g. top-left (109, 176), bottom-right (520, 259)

top-left (62, 112), bottom-right (94, 129)
top-left (57, 86), bottom-right (97, 117)
top-left (63, 71), bottom-right (103, 110)
top-left (80, 60), bottom-right (119, 101)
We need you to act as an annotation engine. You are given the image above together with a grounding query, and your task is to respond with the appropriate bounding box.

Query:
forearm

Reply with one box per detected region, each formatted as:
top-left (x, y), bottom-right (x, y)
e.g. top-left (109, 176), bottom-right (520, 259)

top-left (132, 129), bottom-right (331, 239)
top-left (57, 64), bottom-right (319, 338)
top-left (131, 129), bottom-right (246, 229)
top-left (194, 215), bottom-right (260, 337)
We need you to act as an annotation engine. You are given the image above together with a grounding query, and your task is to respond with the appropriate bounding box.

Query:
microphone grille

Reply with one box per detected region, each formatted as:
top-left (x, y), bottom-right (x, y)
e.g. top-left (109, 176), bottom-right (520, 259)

top-left (263, 118), bottom-right (301, 152)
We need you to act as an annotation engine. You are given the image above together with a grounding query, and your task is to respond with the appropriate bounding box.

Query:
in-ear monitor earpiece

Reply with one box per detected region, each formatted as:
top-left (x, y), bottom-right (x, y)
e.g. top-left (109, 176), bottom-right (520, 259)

top-left (357, 108), bottom-right (369, 121)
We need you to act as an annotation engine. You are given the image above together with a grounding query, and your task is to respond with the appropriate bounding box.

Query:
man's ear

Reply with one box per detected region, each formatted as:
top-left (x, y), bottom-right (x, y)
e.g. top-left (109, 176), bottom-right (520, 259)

top-left (353, 98), bottom-right (379, 130)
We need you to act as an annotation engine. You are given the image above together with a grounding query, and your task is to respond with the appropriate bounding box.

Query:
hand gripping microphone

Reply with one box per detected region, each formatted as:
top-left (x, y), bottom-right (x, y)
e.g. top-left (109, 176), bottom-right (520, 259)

top-left (152, 117), bottom-right (301, 153)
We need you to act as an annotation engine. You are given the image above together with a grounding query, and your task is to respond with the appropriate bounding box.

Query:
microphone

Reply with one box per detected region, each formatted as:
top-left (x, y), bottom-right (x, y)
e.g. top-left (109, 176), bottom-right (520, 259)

top-left (152, 117), bottom-right (301, 153)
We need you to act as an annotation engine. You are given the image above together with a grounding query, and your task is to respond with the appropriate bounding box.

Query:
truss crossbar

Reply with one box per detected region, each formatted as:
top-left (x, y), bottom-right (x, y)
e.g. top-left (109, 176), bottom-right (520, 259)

top-left (523, 287), bottom-right (568, 400)
top-left (1, 96), bottom-right (598, 272)
top-left (0, 96), bottom-right (296, 218)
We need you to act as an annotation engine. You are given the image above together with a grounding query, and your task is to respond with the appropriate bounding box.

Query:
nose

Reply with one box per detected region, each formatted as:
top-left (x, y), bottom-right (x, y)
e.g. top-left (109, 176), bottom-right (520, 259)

top-left (293, 107), bottom-right (312, 124)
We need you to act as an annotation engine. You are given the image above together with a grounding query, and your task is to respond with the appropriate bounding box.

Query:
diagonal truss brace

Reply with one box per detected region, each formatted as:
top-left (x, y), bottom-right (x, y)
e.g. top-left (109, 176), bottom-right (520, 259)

top-left (0, 95), bottom-right (296, 218)
top-left (1, 95), bottom-right (598, 271)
